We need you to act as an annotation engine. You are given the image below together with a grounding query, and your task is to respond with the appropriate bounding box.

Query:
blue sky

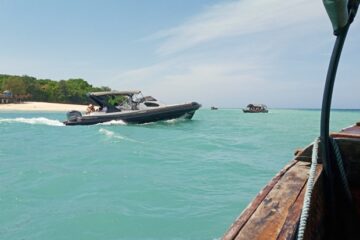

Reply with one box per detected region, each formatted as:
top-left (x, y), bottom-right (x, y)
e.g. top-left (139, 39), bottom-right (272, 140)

top-left (0, 0), bottom-right (359, 108)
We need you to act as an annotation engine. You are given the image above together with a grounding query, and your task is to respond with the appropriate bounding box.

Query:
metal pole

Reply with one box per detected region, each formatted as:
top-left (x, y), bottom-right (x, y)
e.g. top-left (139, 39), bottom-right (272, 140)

top-left (320, 24), bottom-right (349, 190)
top-left (320, 24), bottom-right (349, 239)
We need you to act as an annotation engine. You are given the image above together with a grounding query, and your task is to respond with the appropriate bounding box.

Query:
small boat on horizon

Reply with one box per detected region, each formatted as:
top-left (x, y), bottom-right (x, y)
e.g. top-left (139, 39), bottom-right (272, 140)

top-left (63, 90), bottom-right (201, 125)
top-left (211, 106), bottom-right (218, 110)
top-left (242, 104), bottom-right (268, 113)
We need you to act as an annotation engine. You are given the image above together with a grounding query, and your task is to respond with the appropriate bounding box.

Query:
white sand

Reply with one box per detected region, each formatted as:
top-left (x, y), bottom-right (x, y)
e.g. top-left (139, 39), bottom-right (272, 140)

top-left (0, 102), bottom-right (87, 112)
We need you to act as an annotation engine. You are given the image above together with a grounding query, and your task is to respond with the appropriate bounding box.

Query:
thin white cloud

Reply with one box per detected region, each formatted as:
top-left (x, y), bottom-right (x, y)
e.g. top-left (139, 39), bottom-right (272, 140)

top-left (112, 54), bottom-right (272, 106)
top-left (111, 0), bottom-right (359, 108)
top-left (151, 0), bottom-right (325, 55)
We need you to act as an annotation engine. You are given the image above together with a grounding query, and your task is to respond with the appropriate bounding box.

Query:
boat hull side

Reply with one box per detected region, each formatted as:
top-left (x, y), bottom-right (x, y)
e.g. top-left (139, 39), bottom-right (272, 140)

top-left (243, 109), bottom-right (268, 113)
top-left (64, 102), bottom-right (201, 126)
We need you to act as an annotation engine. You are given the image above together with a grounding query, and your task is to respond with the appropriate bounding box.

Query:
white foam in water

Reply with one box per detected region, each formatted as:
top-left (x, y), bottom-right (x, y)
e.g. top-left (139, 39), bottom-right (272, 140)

top-left (165, 119), bottom-right (179, 123)
top-left (164, 117), bottom-right (187, 124)
top-left (97, 120), bottom-right (127, 126)
top-left (99, 128), bottom-right (124, 139)
top-left (99, 128), bottom-right (139, 143)
top-left (0, 117), bottom-right (65, 126)
top-left (139, 118), bottom-right (186, 125)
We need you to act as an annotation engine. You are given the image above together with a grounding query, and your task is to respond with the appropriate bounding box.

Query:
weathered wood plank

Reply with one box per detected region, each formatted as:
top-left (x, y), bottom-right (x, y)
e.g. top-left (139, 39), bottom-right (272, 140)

top-left (294, 143), bottom-right (323, 163)
top-left (303, 166), bottom-right (325, 240)
top-left (331, 133), bottom-right (360, 139)
top-left (338, 124), bottom-right (360, 136)
top-left (277, 164), bottom-right (323, 240)
top-left (234, 161), bottom-right (310, 240)
top-left (222, 161), bottom-right (297, 240)
top-left (276, 177), bottom-right (307, 240)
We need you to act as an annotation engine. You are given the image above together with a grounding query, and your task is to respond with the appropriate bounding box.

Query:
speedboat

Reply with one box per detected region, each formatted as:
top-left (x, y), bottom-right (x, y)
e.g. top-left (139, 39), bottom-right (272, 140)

top-left (63, 90), bottom-right (201, 125)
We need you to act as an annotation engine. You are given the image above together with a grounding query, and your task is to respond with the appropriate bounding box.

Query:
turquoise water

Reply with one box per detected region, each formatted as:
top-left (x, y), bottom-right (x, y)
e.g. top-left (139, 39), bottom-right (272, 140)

top-left (0, 109), bottom-right (359, 240)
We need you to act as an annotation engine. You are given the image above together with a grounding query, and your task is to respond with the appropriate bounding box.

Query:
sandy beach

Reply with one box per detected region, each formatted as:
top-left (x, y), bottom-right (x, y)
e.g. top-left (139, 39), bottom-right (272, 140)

top-left (0, 102), bottom-right (87, 112)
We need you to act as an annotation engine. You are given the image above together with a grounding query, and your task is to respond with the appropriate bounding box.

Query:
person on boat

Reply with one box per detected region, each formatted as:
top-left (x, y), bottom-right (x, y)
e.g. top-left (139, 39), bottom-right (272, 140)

top-left (86, 104), bottom-right (95, 114)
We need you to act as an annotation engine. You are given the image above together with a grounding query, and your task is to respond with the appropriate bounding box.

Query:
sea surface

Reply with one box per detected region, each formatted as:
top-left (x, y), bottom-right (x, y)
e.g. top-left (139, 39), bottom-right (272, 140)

top-left (0, 109), bottom-right (359, 240)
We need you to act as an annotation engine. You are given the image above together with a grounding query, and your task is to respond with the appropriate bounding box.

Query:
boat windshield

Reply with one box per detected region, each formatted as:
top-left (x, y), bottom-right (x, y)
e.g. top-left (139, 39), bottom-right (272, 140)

top-left (88, 91), bottom-right (148, 112)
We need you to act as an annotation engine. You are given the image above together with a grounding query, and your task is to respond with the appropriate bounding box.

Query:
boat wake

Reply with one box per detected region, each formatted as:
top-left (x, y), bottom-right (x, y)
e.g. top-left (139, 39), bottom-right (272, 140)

top-left (98, 128), bottom-right (138, 142)
top-left (164, 118), bottom-right (187, 124)
top-left (97, 120), bottom-right (127, 126)
top-left (139, 117), bottom-right (188, 126)
top-left (0, 117), bottom-right (65, 126)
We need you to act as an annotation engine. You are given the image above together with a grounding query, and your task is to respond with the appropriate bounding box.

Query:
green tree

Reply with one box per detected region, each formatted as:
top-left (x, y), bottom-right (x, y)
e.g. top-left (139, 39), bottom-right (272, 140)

top-left (0, 74), bottom-right (111, 104)
top-left (2, 76), bottom-right (27, 96)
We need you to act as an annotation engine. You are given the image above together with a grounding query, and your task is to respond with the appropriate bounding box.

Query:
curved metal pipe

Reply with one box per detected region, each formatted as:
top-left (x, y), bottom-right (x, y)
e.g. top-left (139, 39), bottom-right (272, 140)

top-left (319, 23), bottom-right (350, 239)
top-left (320, 24), bottom-right (349, 185)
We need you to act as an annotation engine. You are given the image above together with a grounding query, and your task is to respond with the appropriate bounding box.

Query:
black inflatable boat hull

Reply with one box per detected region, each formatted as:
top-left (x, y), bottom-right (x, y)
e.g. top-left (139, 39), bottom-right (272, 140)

top-left (64, 102), bottom-right (201, 126)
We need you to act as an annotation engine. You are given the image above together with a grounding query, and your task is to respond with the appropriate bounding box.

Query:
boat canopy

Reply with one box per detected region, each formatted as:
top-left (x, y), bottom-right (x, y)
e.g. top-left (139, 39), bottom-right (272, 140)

top-left (87, 91), bottom-right (141, 113)
top-left (88, 90), bottom-right (141, 97)
top-left (246, 104), bottom-right (267, 108)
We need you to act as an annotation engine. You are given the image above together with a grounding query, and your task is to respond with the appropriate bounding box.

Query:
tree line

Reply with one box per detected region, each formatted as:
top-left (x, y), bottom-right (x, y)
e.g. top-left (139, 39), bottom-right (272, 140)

top-left (0, 74), bottom-right (111, 104)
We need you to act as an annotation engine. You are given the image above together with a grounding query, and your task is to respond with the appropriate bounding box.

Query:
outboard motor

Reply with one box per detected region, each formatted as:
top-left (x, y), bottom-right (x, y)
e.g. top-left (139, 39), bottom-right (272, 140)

top-left (67, 110), bottom-right (82, 122)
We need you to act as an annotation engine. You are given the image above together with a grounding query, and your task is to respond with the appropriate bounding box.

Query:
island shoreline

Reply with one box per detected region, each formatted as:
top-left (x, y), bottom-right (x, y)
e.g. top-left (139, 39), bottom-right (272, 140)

top-left (0, 102), bottom-right (87, 112)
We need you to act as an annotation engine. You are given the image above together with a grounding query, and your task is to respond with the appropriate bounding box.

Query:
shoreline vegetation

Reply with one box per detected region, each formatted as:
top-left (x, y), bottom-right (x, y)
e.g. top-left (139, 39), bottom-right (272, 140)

top-left (0, 74), bottom-right (111, 105)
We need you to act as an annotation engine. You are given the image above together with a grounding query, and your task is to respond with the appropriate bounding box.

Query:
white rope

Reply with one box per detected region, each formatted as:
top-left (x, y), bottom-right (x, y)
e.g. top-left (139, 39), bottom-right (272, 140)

top-left (297, 137), bottom-right (320, 240)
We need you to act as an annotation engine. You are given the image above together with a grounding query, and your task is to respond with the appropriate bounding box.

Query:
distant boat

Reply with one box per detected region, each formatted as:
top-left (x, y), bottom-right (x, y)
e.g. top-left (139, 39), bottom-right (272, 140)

top-left (242, 104), bottom-right (268, 113)
top-left (211, 106), bottom-right (218, 110)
